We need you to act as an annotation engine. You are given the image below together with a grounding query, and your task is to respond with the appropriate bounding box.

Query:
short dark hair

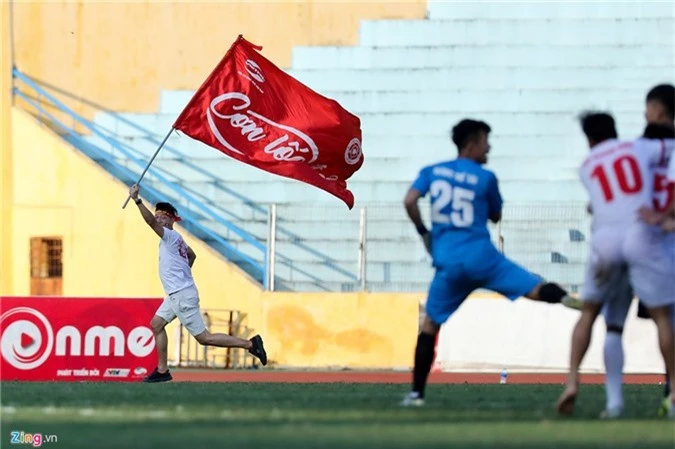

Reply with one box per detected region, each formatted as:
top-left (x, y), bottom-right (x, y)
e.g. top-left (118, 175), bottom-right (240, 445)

top-left (451, 119), bottom-right (491, 151)
top-left (646, 83), bottom-right (675, 120)
top-left (578, 111), bottom-right (618, 144)
top-left (155, 202), bottom-right (179, 217)
top-left (642, 123), bottom-right (675, 139)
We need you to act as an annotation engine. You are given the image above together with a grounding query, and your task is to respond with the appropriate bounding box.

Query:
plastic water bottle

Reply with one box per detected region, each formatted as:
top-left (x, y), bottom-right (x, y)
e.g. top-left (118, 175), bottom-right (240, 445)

top-left (500, 368), bottom-right (508, 384)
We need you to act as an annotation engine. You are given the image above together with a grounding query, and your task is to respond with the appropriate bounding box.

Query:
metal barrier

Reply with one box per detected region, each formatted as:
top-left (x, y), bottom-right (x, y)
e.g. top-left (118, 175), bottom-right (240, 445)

top-left (172, 308), bottom-right (260, 369)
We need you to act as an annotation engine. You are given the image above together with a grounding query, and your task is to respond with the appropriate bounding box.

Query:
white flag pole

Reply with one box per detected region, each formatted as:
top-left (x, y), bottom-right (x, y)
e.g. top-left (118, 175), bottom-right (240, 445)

top-left (122, 128), bottom-right (175, 209)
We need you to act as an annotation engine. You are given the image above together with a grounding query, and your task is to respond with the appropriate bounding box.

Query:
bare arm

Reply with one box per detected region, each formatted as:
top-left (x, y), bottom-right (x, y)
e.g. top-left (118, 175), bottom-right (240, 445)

top-left (487, 174), bottom-right (503, 223)
top-left (129, 184), bottom-right (164, 238)
top-left (187, 246), bottom-right (196, 267)
top-left (404, 188), bottom-right (432, 254)
top-left (404, 188), bottom-right (428, 235)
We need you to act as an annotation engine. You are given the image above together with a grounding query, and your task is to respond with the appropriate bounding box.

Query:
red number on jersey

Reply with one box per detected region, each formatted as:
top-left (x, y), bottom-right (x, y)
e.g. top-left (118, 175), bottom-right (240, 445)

top-left (590, 155), bottom-right (643, 202)
top-left (653, 173), bottom-right (675, 212)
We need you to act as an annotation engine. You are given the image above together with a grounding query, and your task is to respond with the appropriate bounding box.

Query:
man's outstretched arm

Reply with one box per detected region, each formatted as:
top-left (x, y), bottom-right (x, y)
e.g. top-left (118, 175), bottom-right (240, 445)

top-left (129, 184), bottom-right (164, 238)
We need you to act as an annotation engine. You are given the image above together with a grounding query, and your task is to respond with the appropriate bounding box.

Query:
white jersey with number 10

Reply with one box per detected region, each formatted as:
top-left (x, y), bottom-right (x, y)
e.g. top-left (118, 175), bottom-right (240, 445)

top-left (579, 138), bottom-right (674, 309)
top-left (579, 138), bottom-right (668, 230)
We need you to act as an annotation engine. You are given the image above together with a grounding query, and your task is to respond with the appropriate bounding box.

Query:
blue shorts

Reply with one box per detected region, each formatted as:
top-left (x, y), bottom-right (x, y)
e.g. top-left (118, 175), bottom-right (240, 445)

top-left (425, 252), bottom-right (541, 325)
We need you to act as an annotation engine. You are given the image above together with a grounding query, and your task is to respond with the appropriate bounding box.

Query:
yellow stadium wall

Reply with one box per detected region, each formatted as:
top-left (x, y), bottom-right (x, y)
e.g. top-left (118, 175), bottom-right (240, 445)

top-left (1, 1), bottom-right (13, 295)
top-left (9, 107), bottom-right (261, 302)
top-left (5, 1), bottom-right (427, 368)
top-left (8, 108), bottom-right (420, 368)
top-left (260, 292), bottom-right (418, 368)
top-left (12, 0), bottom-right (426, 118)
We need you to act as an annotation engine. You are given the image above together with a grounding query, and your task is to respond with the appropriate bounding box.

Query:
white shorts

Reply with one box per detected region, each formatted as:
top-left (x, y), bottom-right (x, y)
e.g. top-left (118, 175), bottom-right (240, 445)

top-left (155, 285), bottom-right (207, 336)
top-left (602, 229), bottom-right (675, 329)
top-left (582, 223), bottom-right (674, 310)
top-left (581, 226), bottom-right (631, 306)
top-left (623, 223), bottom-right (675, 309)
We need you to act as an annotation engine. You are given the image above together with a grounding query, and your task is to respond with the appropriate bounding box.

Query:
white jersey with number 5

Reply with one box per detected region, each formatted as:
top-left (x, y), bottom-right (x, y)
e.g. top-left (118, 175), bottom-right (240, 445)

top-left (650, 138), bottom-right (675, 212)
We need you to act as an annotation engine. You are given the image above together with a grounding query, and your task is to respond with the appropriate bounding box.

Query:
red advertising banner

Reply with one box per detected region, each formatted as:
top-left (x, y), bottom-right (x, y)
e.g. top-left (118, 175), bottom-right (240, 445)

top-left (0, 296), bottom-right (162, 382)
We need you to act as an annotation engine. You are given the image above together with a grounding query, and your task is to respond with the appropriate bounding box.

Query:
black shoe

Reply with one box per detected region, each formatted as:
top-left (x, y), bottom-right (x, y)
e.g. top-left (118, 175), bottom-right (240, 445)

top-left (249, 335), bottom-right (267, 366)
top-left (143, 367), bottom-right (172, 383)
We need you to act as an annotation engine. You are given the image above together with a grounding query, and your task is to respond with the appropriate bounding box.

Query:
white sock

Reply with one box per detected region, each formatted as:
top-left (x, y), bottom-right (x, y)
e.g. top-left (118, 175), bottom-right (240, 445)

top-left (604, 331), bottom-right (624, 411)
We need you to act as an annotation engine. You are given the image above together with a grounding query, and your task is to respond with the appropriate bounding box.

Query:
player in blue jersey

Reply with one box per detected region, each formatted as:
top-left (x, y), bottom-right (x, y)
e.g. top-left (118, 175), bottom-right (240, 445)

top-left (400, 119), bottom-right (580, 406)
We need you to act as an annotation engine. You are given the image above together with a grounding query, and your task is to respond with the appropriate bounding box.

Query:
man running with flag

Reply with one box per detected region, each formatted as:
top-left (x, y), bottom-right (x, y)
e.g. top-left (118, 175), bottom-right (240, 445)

top-left (129, 184), bottom-right (267, 383)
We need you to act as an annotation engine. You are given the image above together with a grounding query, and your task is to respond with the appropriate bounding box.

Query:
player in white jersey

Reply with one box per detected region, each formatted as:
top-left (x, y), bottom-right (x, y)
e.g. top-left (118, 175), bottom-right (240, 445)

top-left (556, 112), bottom-right (675, 417)
top-left (636, 84), bottom-right (675, 315)
top-left (602, 84), bottom-right (675, 417)
top-left (129, 184), bottom-right (267, 383)
top-left (641, 150), bottom-right (675, 231)
top-left (601, 134), bottom-right (673, 418)
top-left (639, 84), bottom-right (675, 234)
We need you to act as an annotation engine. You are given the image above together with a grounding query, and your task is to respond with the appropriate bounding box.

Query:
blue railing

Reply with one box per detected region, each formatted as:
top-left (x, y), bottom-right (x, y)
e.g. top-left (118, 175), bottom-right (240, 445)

top-left (102, 134), bottom-right (357, 282)
top-left (12, 68), bottom-right (269, 288)
top-left (95, 138), bottom-right (340, 287)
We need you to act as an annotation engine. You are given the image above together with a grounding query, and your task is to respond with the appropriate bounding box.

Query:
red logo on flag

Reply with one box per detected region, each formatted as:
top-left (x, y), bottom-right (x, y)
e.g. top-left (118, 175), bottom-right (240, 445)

top-left (173, 35), bottom-right (363, 208)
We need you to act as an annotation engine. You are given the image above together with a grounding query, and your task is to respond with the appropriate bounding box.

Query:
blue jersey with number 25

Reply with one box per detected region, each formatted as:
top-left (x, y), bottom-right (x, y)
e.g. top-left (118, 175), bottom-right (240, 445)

top-left (411, 158), bottom-right (503, 265)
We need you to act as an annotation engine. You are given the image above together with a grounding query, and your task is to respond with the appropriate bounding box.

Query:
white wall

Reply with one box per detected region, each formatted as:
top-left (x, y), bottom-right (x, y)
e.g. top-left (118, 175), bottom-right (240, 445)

top-left (434, 296), bottom-right (664, 374)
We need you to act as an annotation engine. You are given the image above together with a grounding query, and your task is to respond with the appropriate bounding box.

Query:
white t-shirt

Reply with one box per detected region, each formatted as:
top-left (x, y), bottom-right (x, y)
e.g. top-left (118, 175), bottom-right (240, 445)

top-left (158, 228), bottom-right (195, 295)
top-left (579, 138), bottom-right (663, 230)
top-left (669, 146), bottom-right (675, 182)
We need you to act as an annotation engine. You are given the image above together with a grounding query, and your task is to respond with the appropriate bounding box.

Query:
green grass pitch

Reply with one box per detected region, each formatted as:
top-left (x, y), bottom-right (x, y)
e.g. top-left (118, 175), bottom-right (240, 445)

top-left (1, 382), bottom-right (674, 448)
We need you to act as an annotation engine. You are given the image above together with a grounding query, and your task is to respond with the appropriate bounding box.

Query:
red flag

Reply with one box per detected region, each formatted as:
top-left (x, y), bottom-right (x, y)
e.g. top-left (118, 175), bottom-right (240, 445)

top-left (173, 35), bottom-right (364, 209)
